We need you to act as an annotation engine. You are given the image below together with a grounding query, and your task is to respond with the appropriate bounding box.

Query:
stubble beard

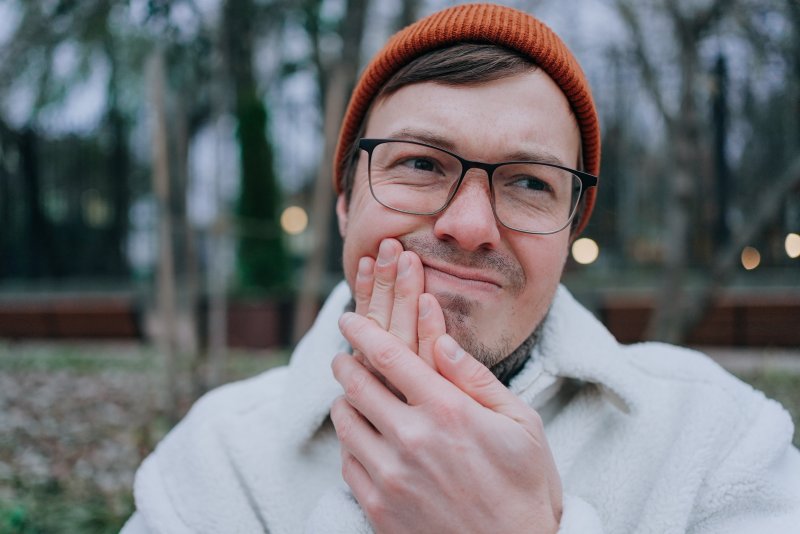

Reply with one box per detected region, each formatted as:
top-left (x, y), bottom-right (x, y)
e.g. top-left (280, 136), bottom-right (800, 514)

top-left (398, 232), bottom-right (535, 376)
top-left (435, 291), bottom-right (512, 368)
top-left (436, 292), bottom-right (542, 384)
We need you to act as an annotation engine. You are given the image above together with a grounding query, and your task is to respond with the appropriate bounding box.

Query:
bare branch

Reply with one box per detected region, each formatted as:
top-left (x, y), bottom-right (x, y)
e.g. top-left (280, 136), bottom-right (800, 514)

top-left (614, 0), bottom-right (673, 127)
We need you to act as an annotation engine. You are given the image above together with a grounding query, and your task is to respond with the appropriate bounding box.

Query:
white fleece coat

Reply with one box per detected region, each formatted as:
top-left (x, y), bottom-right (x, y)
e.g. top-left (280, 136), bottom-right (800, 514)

top-left (122, 282), bottom-right (800, 533)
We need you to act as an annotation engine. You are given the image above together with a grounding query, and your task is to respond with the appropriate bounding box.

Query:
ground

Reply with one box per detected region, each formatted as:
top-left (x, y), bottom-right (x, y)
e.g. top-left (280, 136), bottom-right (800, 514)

top-left (0, 341), bottom-right (287, 533)
top-left (0, 341), bottom-right (798, 533)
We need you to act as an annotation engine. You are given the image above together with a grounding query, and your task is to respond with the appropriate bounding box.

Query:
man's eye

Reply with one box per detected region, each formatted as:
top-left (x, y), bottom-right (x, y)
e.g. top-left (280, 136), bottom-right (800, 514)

top-left (513, 177), bottom-right (551, 192)
top-left (401, 157), bottom-right (436, 172)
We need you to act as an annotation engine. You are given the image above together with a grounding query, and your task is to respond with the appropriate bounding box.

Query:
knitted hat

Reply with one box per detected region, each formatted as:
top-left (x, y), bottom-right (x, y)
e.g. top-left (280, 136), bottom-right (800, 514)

top-left (334, 3), bottom-right (600, 235)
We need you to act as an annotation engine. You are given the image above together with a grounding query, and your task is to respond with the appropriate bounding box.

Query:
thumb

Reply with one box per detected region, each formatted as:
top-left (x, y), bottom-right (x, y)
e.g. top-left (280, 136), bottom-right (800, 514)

top-left (433, 334), bottom-right (526, 419)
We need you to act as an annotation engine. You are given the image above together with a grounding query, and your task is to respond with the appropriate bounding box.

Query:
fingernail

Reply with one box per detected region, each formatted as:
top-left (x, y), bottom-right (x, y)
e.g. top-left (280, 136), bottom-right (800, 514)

top-left (419, 294), bottom-right (431, 318)
top-left (376, 240), bottom-right (394, 266)
top-left (358, 257), bottom-right (372, 277)
top-left (439, 334), bottom-right (464, 361)
top-left (398, 252), bottom-right (411, 276)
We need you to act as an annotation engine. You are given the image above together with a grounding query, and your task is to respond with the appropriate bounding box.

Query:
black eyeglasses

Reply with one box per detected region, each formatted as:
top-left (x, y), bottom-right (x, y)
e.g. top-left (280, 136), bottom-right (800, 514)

top-left (358, 138), bottom-right (598, 235)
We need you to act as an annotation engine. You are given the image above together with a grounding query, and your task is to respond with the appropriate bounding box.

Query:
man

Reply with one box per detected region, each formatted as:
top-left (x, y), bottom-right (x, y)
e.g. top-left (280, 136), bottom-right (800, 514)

top-left (123, 4), bottom-right (800, 533)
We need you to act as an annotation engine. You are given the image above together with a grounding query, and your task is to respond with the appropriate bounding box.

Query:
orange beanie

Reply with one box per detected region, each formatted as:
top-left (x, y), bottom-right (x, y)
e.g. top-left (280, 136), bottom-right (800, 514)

top-left (333, 3), bottom-right (601, 235)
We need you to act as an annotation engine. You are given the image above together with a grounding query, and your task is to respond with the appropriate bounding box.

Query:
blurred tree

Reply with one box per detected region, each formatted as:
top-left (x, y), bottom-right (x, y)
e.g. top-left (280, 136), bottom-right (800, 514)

top-left (615, 0), bottom-right (728, 342)
top-left (0, 1), bottom-right (130, 280)
top-left (614, 0), bottom-right (800, 343)
top-left (222, 0), bottom-right (289, 294)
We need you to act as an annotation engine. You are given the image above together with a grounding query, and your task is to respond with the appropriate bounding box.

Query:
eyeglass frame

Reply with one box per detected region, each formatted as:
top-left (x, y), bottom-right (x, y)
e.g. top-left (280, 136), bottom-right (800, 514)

top-left (358, 138), bottom-right (599, 235)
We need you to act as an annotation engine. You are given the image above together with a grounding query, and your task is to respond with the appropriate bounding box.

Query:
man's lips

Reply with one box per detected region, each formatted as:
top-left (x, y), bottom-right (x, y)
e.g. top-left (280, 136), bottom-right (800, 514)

top-left (421, 260), bottom-right (503, 292)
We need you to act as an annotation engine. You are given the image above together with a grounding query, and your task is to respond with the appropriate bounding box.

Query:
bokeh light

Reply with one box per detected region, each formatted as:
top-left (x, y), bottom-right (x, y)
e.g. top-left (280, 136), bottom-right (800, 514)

top-left (572, 237), bottom-right (599, 265)
top-left (740, 246), bottom-right (761, 270)
top-left (785, 233), bottom-right (800, 259)
top-left (280, 206), bottom-right (308, 235)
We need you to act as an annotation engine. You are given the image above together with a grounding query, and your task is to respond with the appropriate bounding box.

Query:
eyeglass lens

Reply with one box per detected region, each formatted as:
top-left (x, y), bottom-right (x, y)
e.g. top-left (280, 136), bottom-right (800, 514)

top-left (367, 141), bottom-right (582, 234)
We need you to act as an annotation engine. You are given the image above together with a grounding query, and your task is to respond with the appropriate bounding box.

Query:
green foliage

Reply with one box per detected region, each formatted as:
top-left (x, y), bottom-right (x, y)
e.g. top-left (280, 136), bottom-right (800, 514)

top-left (0, 478), bottom-right (132, 534)
top-left (235, 94), bottom-right (290, 294)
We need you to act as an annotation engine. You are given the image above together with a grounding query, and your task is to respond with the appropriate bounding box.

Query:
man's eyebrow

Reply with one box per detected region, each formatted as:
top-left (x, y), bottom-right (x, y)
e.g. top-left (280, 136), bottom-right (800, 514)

top-left (387, 127), bottom-right (567, 167)
top-left (389, 128), bottom-right (458, 152)
top-left (503, 150), bottom-right (565, 167)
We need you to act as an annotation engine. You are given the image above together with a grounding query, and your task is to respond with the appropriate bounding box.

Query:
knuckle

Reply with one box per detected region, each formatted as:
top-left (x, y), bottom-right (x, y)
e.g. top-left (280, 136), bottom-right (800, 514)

top-left (355, 281), bottom-right (373, 299)
top-left (355, 286), bottom-right (371, 302)
top-left (349, 315), bottom-right (369, 337)
top-left (361, 491), bottom-right (386, 521)
top-left (372, 274), bottom-right (394, 292)
top-left (372, 341), bottom-right (404, 370)
top-left (343, 368), bottom-right (368, 402)
top-left (330, 396), bottom-right (345, 419)
top-left (391, 284), bottom-right (412, 302)
top-left (340, 452), bottom-right (359, 482)
top-left (395, 424), bottom-right (426, 452)
top-left (331, 401), bottom-right (356, 442)
top-left (465, 359), bottom-right (497, 389)
top-left (365, 311), bottom-right (387, 329)
top-left (330, 353), bottom-right (347, 378)
top-left (430, 398), bottom-right (465, 426)
top-left (378, 465), bottom-right (406, 496)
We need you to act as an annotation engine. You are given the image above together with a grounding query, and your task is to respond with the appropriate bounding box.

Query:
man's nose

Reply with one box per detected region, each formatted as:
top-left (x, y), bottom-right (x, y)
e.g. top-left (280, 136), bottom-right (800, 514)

top-left (432, 170), bottom-right (502, 251)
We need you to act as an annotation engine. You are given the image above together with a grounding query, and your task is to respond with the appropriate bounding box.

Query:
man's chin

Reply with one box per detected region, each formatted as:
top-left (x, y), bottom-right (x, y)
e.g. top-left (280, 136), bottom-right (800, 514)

top-left (438, 300), bottom-right (510, 369)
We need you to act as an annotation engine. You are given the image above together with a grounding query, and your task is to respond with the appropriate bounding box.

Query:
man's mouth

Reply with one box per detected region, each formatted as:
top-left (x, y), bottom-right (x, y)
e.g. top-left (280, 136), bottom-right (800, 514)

top-left (421, 259), bottom-right (503, 293)
top-left (397, 233), bottom-right (525, 296)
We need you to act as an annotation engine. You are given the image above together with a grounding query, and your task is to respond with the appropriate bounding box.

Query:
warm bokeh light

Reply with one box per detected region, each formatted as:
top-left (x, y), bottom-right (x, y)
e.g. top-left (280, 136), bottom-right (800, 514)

top-left (741, 246), bottom-right (761, 270)
top-left (280, 206), bottom-right (308, 235)
top-left (786, 233), bottom-right (800, 259)
top-left (572, 237), bottom-right (599, 265)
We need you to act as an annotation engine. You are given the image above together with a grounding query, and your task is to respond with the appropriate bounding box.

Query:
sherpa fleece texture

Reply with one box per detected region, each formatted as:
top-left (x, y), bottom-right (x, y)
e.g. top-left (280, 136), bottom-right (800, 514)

top-left (122, 281), bottom-right (800, 533)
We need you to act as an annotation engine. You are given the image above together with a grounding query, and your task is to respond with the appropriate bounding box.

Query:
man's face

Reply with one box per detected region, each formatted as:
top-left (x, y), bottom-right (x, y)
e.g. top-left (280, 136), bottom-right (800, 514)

top-left (336, 70), bottom-right (581, 367)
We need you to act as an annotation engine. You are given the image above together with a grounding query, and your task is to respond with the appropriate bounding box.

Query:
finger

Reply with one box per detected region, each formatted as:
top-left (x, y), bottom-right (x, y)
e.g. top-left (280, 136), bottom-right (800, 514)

top-left (433, 334), bottom-right (530, 422)
top-left (388, 251), bottom-right (425, 353)
top-left (352, 256), bottom-right (376, 368)
top-left (366, 239), bottom-right (402, 330)
top-left (330, 395), bottom-right (393, 480)
top-left (340, 448), bottom-right (378, 514)
top-left (417, 293), bottom-right (446, 369)
top-left (331, 351), bottom-right (408, 435)
top-left (339, 312), bottom-right (447, 406)
top-left (354, 256), bottom-right (375, 317)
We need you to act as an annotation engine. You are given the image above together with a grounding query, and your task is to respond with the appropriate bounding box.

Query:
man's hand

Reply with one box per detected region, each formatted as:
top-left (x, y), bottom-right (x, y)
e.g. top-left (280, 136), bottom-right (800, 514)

top-left (330, 239), bottom-right (563, 533)
top-left (351, 238), bottom-right (442, 369)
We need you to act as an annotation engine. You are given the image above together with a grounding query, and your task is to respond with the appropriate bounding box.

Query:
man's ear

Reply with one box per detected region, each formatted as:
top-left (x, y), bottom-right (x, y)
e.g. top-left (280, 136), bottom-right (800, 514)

top-left (335, 193), bottom-right (348, 238)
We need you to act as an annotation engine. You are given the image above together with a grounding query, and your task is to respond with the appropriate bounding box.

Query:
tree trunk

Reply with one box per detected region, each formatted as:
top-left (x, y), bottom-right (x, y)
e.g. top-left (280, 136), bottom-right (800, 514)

top-left (148, 48), bottom-right (180, 423)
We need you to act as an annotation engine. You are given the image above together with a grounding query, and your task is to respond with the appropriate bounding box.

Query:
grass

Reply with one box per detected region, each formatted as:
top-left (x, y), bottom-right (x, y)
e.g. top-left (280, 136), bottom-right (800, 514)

top-left (0, 341), bottom-right (798, 533)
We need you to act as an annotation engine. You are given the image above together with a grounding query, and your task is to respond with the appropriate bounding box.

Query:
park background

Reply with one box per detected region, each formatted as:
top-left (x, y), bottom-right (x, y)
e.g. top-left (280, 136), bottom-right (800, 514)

top-left (0, 0), bottom-right (798, 531)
